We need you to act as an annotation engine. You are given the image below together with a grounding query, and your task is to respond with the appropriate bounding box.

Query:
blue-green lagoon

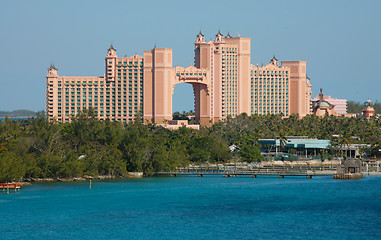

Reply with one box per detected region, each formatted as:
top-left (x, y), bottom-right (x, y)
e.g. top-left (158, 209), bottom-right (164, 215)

top-left (1, 175), bottom-right (380, 239)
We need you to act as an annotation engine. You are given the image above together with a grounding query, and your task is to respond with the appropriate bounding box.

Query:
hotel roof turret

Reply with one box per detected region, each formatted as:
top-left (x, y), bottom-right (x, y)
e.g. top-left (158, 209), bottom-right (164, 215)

top-left (214, 30), bottom-right (224, 43)
top-left (269, 55), bottom-right (279, 67)
top-left (195, 31), bottom-right (206, 43)
top-left (47, 64), bottom-right (58, 77)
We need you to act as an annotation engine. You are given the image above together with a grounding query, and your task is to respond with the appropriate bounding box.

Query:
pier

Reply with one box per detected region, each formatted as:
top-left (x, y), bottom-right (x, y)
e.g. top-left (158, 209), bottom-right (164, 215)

top-left (157, 165), bottom-right (337, 178)
top-left (0, 183), bottom-right (21, 193)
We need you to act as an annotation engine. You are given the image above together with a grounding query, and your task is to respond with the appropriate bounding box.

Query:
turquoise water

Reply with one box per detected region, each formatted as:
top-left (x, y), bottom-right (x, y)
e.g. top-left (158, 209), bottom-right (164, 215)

top-left (1, 175), bottom-right (380, 240)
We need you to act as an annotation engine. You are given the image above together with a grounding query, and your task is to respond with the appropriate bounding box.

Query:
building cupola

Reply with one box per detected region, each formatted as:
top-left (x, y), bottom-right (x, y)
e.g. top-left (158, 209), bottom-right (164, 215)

top-left (214, 30), bottom-right (224, 43)
top-left (195, 30), bottom-right (206, 43)
top-left (362, 99), bottom-right (375, 119)
top-left (105, 44), bottom-right (117, 81)
top-left (47, 64), bottom-right (58, 76)
top-left (270, 55), bottom-right (279, 66)
top-left (107, 44), bottom-right (117, 57)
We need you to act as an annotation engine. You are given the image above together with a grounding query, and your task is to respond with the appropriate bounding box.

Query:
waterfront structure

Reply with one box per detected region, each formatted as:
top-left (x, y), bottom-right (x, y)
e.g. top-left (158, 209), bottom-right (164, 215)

top-left (0, 183), bottom-right (21, 193)
top-left (258, 136), bottom-right (330, 158)
top-left (259, 136), bottom-right (370, 159)
top-left (334, 159), bottom-right (363, 179)
top-left (339, 143), bottom-right (371, 158)
top-left (311, 93), bottom-right (347, 114)
top-left (46, 31), bottom-right (312, 124)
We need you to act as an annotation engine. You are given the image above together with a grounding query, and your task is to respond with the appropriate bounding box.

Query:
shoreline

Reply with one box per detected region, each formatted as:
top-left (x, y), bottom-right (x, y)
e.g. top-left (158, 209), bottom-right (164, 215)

top-left (5, 172), bottom-right (381, 186)
top-left (20, 171), bottom-right (381, 182)
top-left (21, 173), bottom-right (145, 184)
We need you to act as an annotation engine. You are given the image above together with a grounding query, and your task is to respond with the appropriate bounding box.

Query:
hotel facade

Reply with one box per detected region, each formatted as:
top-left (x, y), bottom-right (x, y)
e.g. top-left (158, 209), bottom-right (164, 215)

top-left (46, 31), bottom-right (312, 125)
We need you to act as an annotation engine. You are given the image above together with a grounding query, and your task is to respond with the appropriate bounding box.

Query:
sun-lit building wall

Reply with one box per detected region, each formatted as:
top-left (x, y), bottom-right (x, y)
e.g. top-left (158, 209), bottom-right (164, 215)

top-left (46, 45), bottom-right (143, 123)
top-left (46, 31), bottom-right (312, 124)
top-left (250, 57), bottom-right (290, 116)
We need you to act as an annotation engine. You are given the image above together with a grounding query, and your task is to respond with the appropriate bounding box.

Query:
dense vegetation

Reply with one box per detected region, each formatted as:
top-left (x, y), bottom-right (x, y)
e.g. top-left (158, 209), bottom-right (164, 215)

top-left (172, 110), bottom-right (197, 124)
top-left (347, 100), bottom-right (381, 114)
top-left (172, 110), bottom-right (195, 120)
top-left (0, 111), bottom-right (233, 182)
top-left (1, 110), bottom-right (381, 182)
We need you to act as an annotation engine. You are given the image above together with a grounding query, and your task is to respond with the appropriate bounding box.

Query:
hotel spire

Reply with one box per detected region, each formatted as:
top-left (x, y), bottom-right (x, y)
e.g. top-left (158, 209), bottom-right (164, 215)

top-left (214, 30), bottom-right (224, 43)
top-left (47, 63), bottom-right (58, 76)
top-left (195, 30), bottom-right (205, 43)
top-left (107, 44), bottom-right (117, 57)
top-left (270, 55), bottom-right (279, 66)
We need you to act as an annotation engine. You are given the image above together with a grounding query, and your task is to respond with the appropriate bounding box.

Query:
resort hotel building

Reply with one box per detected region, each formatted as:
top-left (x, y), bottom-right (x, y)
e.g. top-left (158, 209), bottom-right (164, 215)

top-left (311, 93), bottom-right (347, 114)
top-left (46, 31), bottom-right (312, 125)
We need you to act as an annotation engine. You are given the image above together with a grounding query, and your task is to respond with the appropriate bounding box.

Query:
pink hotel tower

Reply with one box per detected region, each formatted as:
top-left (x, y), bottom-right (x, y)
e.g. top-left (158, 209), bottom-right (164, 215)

top-left (46, 31), bottom-right (312, 125)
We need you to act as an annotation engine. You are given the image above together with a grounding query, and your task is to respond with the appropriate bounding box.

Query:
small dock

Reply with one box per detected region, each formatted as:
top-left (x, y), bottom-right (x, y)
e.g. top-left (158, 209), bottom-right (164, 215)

top-left (160, 172), bottom-right (329, 178)
top-left (333, 173), bottom-right (363, 179)
top-left (0, 183), bottom-right (21, 193)
top-left (334, 159), bottom-right (363, 179)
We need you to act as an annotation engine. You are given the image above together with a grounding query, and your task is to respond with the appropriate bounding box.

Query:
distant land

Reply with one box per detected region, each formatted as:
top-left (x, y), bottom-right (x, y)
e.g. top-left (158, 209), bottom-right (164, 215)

top-left (0, 110), bottom-right (38, 118)
top-left (0, 99), bottom-right (378, 119)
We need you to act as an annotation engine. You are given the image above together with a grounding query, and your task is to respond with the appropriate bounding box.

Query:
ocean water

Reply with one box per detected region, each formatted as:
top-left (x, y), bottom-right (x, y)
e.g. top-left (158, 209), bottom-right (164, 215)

top-left (0, 175), bottom-right (380, 240)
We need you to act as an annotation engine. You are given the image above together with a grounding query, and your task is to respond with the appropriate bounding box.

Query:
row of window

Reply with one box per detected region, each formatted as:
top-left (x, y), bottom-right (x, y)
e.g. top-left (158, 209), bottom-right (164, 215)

top-left (55, 118), bottom-right (138, 123)
top-left (221, 47), bottom-right (238, 51)
top-left (252, 111), bottom-right (289, 115)
top-left (252, 70), bottom-right (289, 74)
top-left (253, 85), bottom-right (288, 89)
top-left (116, 61), bottom-right (143, 65)
top-left (59, 111), bottom-right (140, 116)
top-left (115, 68), bottom-right (143, 73)
top-left (176, 72), bottom-right (206, 77)
top-left (61, 80), bottom-right (103, 85)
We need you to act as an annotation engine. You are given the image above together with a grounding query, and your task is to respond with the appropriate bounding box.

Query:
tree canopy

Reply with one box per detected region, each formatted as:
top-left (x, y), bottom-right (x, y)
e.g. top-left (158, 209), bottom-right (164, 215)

top-left (1, 111), bottom-right (381, 182)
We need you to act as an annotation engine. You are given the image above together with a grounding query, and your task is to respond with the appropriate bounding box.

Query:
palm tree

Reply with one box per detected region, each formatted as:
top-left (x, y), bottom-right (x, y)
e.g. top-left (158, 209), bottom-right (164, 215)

top-left (337, 133), bottom-right (351, 160)
top-left (276, 132), bottom-right (287, 156)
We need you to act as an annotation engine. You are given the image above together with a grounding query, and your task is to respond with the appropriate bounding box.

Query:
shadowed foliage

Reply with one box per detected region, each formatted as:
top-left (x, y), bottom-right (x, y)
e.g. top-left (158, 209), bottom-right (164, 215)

top-left (1, 111), bottom-right (381, 181)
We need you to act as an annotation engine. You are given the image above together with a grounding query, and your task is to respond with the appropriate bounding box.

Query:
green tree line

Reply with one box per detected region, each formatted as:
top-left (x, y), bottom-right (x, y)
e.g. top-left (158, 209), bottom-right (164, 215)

top-left (2, 110), bottom-right (381, 182)
top-left (0, 111), bottom-right (233, 182)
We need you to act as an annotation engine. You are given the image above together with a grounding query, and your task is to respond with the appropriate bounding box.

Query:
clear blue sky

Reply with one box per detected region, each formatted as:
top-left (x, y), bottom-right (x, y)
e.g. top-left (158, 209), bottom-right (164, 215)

top-left (1, 0), bottom-right (380, 112)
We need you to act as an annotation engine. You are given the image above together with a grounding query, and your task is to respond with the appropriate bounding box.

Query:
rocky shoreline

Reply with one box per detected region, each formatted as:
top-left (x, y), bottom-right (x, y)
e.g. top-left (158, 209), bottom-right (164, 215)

top-left (20, 172), bottom-right (144, 184)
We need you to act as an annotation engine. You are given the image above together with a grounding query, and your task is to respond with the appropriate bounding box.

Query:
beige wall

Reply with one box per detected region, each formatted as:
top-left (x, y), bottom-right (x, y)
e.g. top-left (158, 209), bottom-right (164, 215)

top-left (251, 59), bottom-right (290, 116)
top-left (225, 37), bottom-right (251, 115)
top-left (151, 48), bottom-right (173, 124)
top-left (143, 50), bottom-right (153, 123)
top-left (282, 61), bottom-right (310, 118)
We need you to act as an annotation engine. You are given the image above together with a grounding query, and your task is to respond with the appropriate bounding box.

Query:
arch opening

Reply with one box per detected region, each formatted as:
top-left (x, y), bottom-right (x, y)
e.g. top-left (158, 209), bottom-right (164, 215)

top-left (172, 82), bottom-right (209, 124)
top-left (172, 83), bottom-right (194, 114)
